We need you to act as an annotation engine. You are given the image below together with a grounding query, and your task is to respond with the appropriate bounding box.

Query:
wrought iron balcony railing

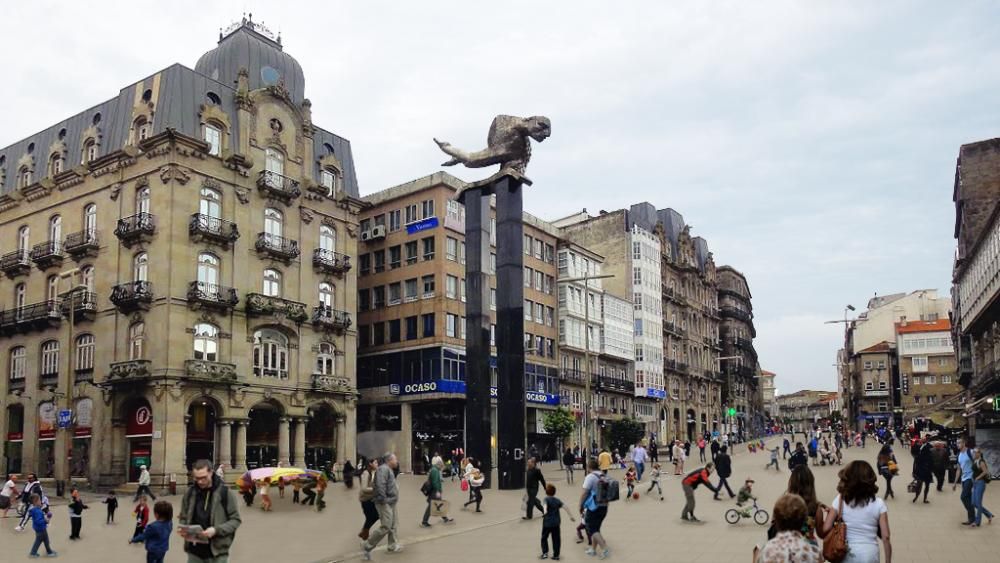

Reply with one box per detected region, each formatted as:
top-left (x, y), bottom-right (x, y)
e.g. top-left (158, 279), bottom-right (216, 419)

top-left (312, 305), bottom-right (352, 331)
top-left (256, 170), bottom-right (302, 203)
top-left (29, 240), bottom-right (64, 269)
top-left (60, 290), bottom-right (97, 322)
top-left (114, 213), bottom-right (156, 247)
top-left (63, 229), bottom-right (99, 259)
top-left (187, 282), bottom-right (239, 310)
top-left (110, 281), bottom-right (153, 312)
top-left (0, 300), bottom-right (61, 335)
top-left (189, 214), bottom-right (240, 248)
top-left (255, 233), bottom-right (300, 262)
top-left (312, 248), bottom-right (352, 275)
top-left (0, 249), bottom-right (31, 278)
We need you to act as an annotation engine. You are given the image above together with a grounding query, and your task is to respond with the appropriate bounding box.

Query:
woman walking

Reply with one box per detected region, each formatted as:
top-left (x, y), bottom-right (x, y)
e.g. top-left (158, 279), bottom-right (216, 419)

top-left (877, 444), bottom-right (897, 500)
top-left (912, 438), bottom-right (933, 504)
top-left (822, 461), bottom-right (892, 563)
top-left (358, 458), bottom-right (379, 539)
top-left (463, 468), bottom-right (485, 512)
top-left (971, 448), bottom-right (994, 527)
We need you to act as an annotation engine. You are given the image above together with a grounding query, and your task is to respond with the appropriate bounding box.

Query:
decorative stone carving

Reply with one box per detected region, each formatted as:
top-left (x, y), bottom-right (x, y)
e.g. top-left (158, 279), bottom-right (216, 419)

top-left (245, 293), bottom-right (309, 323)
top-left (160, 165), bottom-right (191, 185)
top-left (107, 359), bottom-right (152, 381)
top-left (300, 207), bottom-right (314, 224)
top-left (184, 359), bottom-right (238, 382)
top-left (434, 115), bottom-right (551, 185)
top-left (234, 187), bottom-right (250, 205)
top-left (311, 374), bottom-right (351, 392)
top-left (109, 182), bottom-right (122, 201)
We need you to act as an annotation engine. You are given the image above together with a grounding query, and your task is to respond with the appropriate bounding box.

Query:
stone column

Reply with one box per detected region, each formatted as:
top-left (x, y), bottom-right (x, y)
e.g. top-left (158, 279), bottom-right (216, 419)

top-left (335, 416), bottom-right (346, 466)
top-left (292, 417), bottom-right (306, 468)
top-left (217, 421), bottom-right (233, 470)
top-left (233, 420), bottom-right (248, 472)
top-left (399, 402), bottom-right (413, 473)
top-left (278, 417), bottom-right (290, 466)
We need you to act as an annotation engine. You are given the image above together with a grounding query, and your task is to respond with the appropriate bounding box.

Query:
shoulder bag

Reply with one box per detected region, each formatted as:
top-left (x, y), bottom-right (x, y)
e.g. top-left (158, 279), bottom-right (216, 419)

top-left (822, 497), bottom-right (848, 562)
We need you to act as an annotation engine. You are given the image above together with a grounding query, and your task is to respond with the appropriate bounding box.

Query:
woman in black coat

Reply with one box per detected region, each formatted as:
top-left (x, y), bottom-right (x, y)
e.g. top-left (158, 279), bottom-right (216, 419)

top-left (912, 439), bottom-right (934, 503)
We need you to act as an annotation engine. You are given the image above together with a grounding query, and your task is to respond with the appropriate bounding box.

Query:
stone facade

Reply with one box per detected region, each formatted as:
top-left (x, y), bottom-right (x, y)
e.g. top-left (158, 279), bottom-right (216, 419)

top-left (0, 22), bottom-right (361, 488)
top-left (776, 390), bottom-right (836, 433)
top-left (717, 265), bottom-right (763, 435)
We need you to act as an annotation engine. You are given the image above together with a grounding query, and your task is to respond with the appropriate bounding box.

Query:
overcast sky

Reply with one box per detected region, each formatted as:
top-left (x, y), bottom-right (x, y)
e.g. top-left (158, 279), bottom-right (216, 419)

top-left (4, 2), bottom-right (1000, 394)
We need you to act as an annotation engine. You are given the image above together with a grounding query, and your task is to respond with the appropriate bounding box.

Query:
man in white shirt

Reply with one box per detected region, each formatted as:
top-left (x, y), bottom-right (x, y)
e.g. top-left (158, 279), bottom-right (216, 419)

top-left (1, 474), bottom-right (17, 517)
top-left (632, 443), bottom-right (648, 482)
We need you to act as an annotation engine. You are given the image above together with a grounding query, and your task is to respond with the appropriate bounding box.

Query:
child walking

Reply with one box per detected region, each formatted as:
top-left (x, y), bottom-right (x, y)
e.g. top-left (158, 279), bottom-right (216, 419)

top-left (292, 480), bottom-right (302, 504)
top-left (765, 447), bottom-right (780, 471)
top-left (102, 491), bottom-right (118, 524)
top-left (27, 493), bottom-right (57, 558)
top-left (540, 484), bottom-right (575, 560)
top-left (259, 478), bottom-right (273, 511)
top-left (68, 488), bottom-right (88, 540)
top-left (624, 465), bottom-right (637, 501)
top-left (277, 477), bottom-right (286, 499)
top-left (646, 463), bottom-right (664, 501)
top-left (128, 500), bottom-right (172, 563)
top-left (131, 496), bottom-right (149, 543)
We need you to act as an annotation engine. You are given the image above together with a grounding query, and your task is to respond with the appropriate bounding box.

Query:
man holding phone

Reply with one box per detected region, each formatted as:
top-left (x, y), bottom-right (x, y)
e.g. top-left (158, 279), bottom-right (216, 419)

top-left (178, 459), bottom-right (242, 562)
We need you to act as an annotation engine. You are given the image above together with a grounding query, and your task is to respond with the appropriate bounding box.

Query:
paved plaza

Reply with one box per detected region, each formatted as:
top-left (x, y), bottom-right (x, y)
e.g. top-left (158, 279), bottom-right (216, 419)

top-left (2, 440), bottom-right (998, 562)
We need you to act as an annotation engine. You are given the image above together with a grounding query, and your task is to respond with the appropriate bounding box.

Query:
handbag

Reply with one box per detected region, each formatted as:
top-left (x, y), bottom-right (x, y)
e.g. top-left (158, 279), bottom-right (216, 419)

top-left (460, 478), bottom-right (469, 492)
top-left (906, 480), bottom-right (919, 494)
top-left (430, 499), bottom-right (451, 517)
top-left (420, 479), bottom-right (432, 497)
top-left (822, 497), bottom-right (848, 562)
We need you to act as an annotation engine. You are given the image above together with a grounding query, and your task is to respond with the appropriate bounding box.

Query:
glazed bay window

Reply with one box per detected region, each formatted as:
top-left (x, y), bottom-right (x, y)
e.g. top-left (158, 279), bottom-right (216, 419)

top-left (422, 275), bottom-right (435, 298)
top-left (253, 329), bottom-right (288, 379)
top-left (446, 275), bottom-right (458, 299)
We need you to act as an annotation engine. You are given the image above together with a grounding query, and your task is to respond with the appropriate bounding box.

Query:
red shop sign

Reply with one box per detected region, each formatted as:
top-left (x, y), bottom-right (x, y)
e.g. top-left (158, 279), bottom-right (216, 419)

top-left (126, 404), bottom-right (153, 437)
top-left (6, 432), bottom-right (23, 442)
top-left (74, 428), bottom-right (92, 438)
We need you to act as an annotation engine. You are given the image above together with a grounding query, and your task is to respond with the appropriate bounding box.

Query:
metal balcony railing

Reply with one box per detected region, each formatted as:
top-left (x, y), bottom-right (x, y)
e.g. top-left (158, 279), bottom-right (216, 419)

top-left (256, 170), bottom-right (301, 203)
top-left (189, 214), bottom-right (240, 248)
top-left (110, 281), bottom-right (153, 312)
top-left (255, 233), bottom-right (300, 261)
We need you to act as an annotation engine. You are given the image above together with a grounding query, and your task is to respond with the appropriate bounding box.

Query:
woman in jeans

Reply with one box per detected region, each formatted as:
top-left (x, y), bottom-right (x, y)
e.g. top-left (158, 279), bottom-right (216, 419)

top-left (357, 459), bottom-right (379, 540)
top-left (822, 461), bottom-right (892, 563)
top-left (876, 444), bottom-right (897, 500)
top-left (563, 449), bottom-right (576, 484)
top-left (971, 449), bottom-right (994, 527)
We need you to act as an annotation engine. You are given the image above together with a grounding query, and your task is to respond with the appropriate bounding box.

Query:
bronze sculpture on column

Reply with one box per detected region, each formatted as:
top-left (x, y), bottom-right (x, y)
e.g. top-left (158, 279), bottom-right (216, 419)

top-left (434, 115), bottom-right (550, 490)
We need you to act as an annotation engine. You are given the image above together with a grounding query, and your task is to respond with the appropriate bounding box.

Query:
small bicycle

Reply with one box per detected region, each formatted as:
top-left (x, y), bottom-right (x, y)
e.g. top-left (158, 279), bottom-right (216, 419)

top-left (725, 499), bottom-right (770, 526)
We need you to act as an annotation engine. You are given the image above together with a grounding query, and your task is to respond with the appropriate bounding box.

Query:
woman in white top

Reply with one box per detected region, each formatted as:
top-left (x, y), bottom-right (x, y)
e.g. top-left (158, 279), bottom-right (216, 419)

top-left (822, 461), bottom-right (892, 563)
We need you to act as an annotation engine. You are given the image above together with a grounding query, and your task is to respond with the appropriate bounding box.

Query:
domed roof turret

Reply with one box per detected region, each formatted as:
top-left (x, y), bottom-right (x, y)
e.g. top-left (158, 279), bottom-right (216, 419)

top-left (196, 16), bottom-right (305, 104)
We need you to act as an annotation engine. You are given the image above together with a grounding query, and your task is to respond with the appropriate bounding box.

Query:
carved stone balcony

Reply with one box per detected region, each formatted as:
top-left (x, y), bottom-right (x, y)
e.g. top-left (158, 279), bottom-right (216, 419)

top-left (311, 305), bottom-right (352, 332)
top-left (114, 213), bottom-right (156, 248)
top-left (312, 249), bottom-right (351, 275)
top-left (63, 229), bottom-right (99, 260)
top-left (60, 290), bottom-right (97, 322)
top-left (0, 249), bottom-right (31, 278)
top-left (8, 378), bottom-right (25, 393)
top-left (721, 305), bottom-right (752, 323)
top-left (663, 321), bottom-right (685, 337)
top-left (187, 282), bottom-right (238, 311)
top-left (184, 359), bottom-right (238, 382)
top-left (0, 300), bottom-right (62, 335)
top-left (255, 233), bottom-right (300, 262)
top-left (107, 359), bottom-right (152, 382)
top-left (245, 293), bottom-right (308, 323)
top-left (256, 170), bottom-right (301, 204)
top-left (110, 281), bottom-right (153, 313)
top-left (39, 372), bottom-right (59, 388)
top-left (311, 374), bottom-right (352, 392)
top-left (189, 214), bottom-right (240, 249)
top-left (29, 241), bottom-right (64, 270)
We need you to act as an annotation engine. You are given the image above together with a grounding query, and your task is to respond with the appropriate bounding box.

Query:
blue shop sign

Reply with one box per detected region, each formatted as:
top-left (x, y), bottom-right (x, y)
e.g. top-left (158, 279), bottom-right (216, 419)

top-left (406, 216), bottom-right (439, 235)
top-left (394, 379), bottom-right (467, 395)
top-left (646, 388), bottom-right (667, 399)
top-left (490, 386), bottom-right (559, 405)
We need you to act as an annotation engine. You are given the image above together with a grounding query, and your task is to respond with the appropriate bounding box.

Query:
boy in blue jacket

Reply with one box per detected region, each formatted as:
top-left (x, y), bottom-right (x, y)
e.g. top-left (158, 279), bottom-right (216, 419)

top-left (27, 493), bottom-right (57, 558)
top-left (129, 500), bottom-right (172, 563)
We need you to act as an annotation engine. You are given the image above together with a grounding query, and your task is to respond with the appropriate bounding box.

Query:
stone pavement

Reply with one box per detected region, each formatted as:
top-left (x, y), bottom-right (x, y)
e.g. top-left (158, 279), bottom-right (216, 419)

top-left (2, 439), bottom-right (998, 562)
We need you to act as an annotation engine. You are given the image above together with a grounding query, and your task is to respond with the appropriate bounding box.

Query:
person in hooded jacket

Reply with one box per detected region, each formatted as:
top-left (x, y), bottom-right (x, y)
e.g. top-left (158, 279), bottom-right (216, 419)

top-left (177, 459), bottom-right (242, 563)
top-left (912, 438), bottom-right (934, 504)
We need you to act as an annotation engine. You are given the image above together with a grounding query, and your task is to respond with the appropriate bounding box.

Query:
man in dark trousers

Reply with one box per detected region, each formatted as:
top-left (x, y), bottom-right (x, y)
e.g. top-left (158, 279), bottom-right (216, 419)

top-left (523, 457), bottom-right (547, 519)
top-left (782, 437), bottom-right (792, 459)
top-left (178, 459), bottom-right (242, 563)
top-left (712, 446), bottom-right (735, 500)
top-left (710, 439), bottom-right (720, 463)
top-left (788, 443), bottom-right (808, 471)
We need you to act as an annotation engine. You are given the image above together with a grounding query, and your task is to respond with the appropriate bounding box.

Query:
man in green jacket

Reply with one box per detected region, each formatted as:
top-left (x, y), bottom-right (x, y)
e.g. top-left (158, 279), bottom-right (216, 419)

top-left (178, 459), bottom-right (242, 563)
top-left (420, 458), bottom-right (454, 527)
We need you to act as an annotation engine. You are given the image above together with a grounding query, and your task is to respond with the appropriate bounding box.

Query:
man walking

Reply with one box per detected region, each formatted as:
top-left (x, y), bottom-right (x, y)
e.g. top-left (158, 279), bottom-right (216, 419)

top-left (788, 443), bottom-right (808, 472)
top-left (712, 447), bottom-right (735, 500)
top-left (632, 442), bottom-right (648, 482)
top-left (178, 459), bottom-right (242, 563)
top-left (579, 459), bottom-right (610, 559)
top-left (421, 457), bottom-right (453, 527)
top-left (15, 474), bottom-right (43, 532)
top-left (782, 437), bottom-right (791, 459)
top-left (710, 439), bottom-right (720, 463)
top-left (135, 465), bottom-right (156, 501)
top-left (362, 453), bottom-right (403, 559)
top-left (954, 438), bottom-right (977, 525)
top-left (930, 441), bottom-right (948, 491)
top-left (524, 457), bottom-right (548, 519)
top-left (681, 463), bottom-right (718, 522)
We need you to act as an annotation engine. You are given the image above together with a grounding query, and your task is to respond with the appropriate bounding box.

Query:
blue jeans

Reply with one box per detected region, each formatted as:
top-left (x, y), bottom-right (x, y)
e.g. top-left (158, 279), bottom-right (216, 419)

top-left (636, 462), bottom-right (645, 481)
top-left (962, 479), bottom-right (976, 523)
top-left (30, 530), bottom-right (54, 556)
top-left (973, 480), bottom-right (993, 525)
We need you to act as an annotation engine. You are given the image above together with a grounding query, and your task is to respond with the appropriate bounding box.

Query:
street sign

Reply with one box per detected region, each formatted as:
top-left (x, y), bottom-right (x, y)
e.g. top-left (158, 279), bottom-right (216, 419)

top-left (57, 409), bottom-right (72, 429)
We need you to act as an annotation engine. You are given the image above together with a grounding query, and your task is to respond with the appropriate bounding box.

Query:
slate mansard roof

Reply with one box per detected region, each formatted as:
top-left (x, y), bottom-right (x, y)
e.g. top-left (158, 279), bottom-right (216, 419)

top-left (0, 26), bottom-right (358, 198)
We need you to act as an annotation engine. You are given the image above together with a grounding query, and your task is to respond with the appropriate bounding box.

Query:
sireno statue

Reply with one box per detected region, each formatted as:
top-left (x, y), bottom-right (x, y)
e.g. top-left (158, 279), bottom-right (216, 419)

top-left (434, 115), bottom-right (551, 185)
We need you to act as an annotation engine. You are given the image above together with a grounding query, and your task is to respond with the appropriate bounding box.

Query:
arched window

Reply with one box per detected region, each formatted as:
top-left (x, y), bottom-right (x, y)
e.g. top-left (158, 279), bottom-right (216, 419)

top-left (81, 266), bottom-right (95, 291)
top-left (319, 225), bottom-right (335, 252)
top-left (264, 208), bottom-right (283, 240)
top-left (134, 117), bottom-right (150, 143)
top-left (318, 282), bottom-right (333, 308)
top-left (193, 323), bottom-right (219, 362)
top-left (200, 187), bottom-right (221, 219)
top-left (133, 252), bottom-right (148, 282)
top-left (48, 215), bottom-right (61, 242)
top-left (14, 283), bottom-right (26, 310)
top-left (263, 269), bottom-right (282, 297)
top-left (136, 186), bottom-right (150, 215)
top-left (128, 322), bottom-right (145, 360)
top-left (264, 148), bottom-right (284, 188)
top-left (75, 334), bottom-right (95, 372)
top-left (17, 166), bottom-right (31, 189)
top-left (40, 340), bottom-right (60, 376)
top-left (197, 253), bottom-right (220, 287)
top-left (9, 346), bottom-right (26, 381)
top-left (203, 123), bottom-right (222, 157)
top-left (83, 139), bottom-right (97, 164)
top-left (16, 226), bottom-right (29, 252)
top-left (253, 329), bottom-right (288, 378)
top-left (83, 204), bottom-right (97, 237)
top-left (47, 275), bottom-right (59, 302)
top-left (50, 153), bottom-right (64, 176)
top-left (315, 342), bottom-right (335, 375)
top-left (320, 167), bottom-right (339, 196)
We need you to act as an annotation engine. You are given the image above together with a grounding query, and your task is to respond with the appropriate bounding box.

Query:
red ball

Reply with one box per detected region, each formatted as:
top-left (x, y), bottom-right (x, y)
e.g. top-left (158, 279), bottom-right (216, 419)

top-left (632, 492), bottom-right (640, 500)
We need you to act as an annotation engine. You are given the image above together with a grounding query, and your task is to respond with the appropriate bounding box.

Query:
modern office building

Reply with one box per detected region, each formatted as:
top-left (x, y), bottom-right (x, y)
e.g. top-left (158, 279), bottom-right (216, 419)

top-left (0, 18), bottom-right (363, 487)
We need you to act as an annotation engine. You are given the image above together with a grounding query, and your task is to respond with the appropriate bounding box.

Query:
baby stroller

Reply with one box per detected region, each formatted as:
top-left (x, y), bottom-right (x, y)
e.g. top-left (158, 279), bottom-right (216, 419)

top-left (819, 448), bottom-right (837, 466)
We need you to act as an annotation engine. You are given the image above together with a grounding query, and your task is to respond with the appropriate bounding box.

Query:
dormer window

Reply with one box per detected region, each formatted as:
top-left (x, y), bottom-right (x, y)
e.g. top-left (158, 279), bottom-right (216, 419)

top-left (17, 166), bottom-right (31, 189)
top-left (50, 153), bottom-right (63, 176)
top-left (83, 139), bottom-right (97, 164)
top-left (203, 123), bottom-right (222, 156)
top-left (134, 117), bottom-right (151, 142)
top-left (320, 168), bottom-right (339, 196)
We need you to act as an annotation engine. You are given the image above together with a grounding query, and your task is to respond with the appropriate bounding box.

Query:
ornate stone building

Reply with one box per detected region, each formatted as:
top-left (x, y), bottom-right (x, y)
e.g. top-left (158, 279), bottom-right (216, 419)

top-left (717, 265), bottom-right (763, 437)
top-left (0, 19), bottom-right (362, 489)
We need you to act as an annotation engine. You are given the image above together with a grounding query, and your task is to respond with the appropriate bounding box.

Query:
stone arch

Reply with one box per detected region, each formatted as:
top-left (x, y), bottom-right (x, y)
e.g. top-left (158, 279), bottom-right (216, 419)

top-left (185, 394), bottom-right (224, 469)
top-left (245, 398), bottom-right (285, 468)
top-left (304, 400), bottom-right (342, 469)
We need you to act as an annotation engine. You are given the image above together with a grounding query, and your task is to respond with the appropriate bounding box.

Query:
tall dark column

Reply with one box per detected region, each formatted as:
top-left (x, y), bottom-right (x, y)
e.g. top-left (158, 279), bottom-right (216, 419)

top-left (462, 187), bottom-right (493, 488)
top-left (495, 176), bottom-right (526, 490)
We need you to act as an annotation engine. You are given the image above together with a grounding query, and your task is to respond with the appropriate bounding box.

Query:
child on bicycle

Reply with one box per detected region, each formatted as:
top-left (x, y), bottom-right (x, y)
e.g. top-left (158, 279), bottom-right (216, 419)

top-left (736, 478), bottom-right (757, 517)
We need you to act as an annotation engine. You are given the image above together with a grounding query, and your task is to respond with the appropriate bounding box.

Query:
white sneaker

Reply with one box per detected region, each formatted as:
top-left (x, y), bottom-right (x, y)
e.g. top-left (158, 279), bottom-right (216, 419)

top-left (599, 549), bottom-right (610, 560)
top-left (362, 550), bottom-right (372, 562)
top-left (388, 545), bottom-right (405, 553)
top-left (585, 548), bottom-right (596, 556)
top-left (15, 526), bottom-right (24, 532)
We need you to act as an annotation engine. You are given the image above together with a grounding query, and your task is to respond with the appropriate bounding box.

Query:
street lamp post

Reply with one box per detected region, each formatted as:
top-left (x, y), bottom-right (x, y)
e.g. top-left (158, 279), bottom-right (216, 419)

top-left (54, 268), bottom-right (86, 496)
top-left (557, 273), bottom-right (614, 458)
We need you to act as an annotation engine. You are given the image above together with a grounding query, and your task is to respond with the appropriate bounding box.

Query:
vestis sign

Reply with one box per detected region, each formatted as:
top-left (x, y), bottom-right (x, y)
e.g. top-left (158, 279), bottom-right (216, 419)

top-left (406, 217), bottom-right (439, 235)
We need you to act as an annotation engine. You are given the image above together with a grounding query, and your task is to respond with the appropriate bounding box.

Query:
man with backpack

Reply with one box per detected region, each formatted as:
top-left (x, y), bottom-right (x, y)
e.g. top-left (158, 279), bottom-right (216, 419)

top-left (178, 459), bottom-right (242, 563)
top-left (579, 458), bottom-right (614, 559)
top-left (681, 463), bottom-right (718, 522)
top-left (788, 442), bottom-right (808, 471)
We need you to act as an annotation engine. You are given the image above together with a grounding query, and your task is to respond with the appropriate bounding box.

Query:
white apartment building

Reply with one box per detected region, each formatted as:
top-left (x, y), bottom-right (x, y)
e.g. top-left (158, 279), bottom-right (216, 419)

top-left (852, 290), bottom-right (951, 351)
top-left (631, 224), bottom-right (665, 400)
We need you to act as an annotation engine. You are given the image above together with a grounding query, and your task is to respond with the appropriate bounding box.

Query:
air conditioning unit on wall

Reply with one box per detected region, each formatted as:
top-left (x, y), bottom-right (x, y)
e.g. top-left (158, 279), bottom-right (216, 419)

top-left (371, 225), bottom-right (386, 239)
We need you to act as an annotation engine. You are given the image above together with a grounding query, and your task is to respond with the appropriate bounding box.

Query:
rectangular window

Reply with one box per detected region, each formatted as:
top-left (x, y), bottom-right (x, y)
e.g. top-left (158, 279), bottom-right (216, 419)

top-left (925, 375), bottom-right (936, 385)
top-left (524, 267), bottom-right (532, 288)
top-left (422, 313), bottom-right (435, 337)
top-left (404, 278), bottom-right (418, 302)
top-left (633, 267), bottom-right (641, 284)
top-left (446, 237), bottom-right (458, 261)
top-left (374, 214), bottom-right (386, 227)
top-left (204, 125), bottom-right (222, 156)
top-left (938, 358), bottom-right (948, 367)
top-left (546, 306), bottom-right (554, 327)
top-left (913, 376), bottom-right (921, 385)
top-left (490, 324), bottom-right (496, 346)
top-left (360, 219), bottom-right (372, 233)
top-left (912, 356), bottom-right (928, 372)
top-left (535, 271), bottom-right (543, 291)
top-left (634, 293), bottom-right (642, 311)
top-left (535, 303), bottom-right (544, 324)
top-left (372, 286), bottom-right (385, 308)
top-left (865, 382), bottom-right (873, 390)
top-left (374, 250), bottom-right (385, 273)
top-left (525, 299), bottom-right (533, 321)
top-left (389, 245), bottom-right (401, 269)
top-left (359, 254), bottom-right (371, 276)
top-left (422, 199), bottom-right (435, 219)
top-left (877, 360), bottom-right (886, 369)
top-left (524, 235), bottom-right (532, 255)
top-left (461, 278), bottom-right (467, 303)
top-left (490, 217), bottom-right (496, 246)
top-left (389, 319), bottom-right (401, 343)
top-left (534, 239), bottom-right (543, 260)
top-left (405, 204), bottom-right (418, 224)
top-left (878, 381), bottom-right (887, 390)
top-left (373, 323), bottom-right (385, 346)
top-left (446, 275), bottom-right (458, 299)
top-left (863, 361), bottom-right (873, 370)
top-left (633, 241), bottom-right (641, 259)
top-left (422, 275), bottom-right (435, 297)
top-left (927, 395), bottom-right (936, 404)
top-left (405, 241), bottom-right (418, 264)
top-left (405, 316), bottom-right (418, 340)
top-left (877, 401), bottom-right (888, 412)
top-left (446, 313), bottom-right (457, 337)
top-left (490, 253), bottom-right (497, 274)
top-left (388, 282), bottom-right (401, 305)
top-left (423, 237), bottom-right (435, 260)
top-left (545, 244), bottom-right (555, 264)
top-left (544, 275), bottom-right (553, 295)
top-left (461, 317), bottom-right (467, 340)
top-left (358, 289), bottom-right (370, 311)
top-left (459, 241), bottom-right (466, 264)
top-left (491, 288), bottom-right (497, 310)
top-left (942, 375), bottom-right (952, 384)
top-left (389, 209), bottom-right (401, 232)
top-left (525, 333), bottom-right (533, 355)
top-left (357, 325), bottom-right (370, 348)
